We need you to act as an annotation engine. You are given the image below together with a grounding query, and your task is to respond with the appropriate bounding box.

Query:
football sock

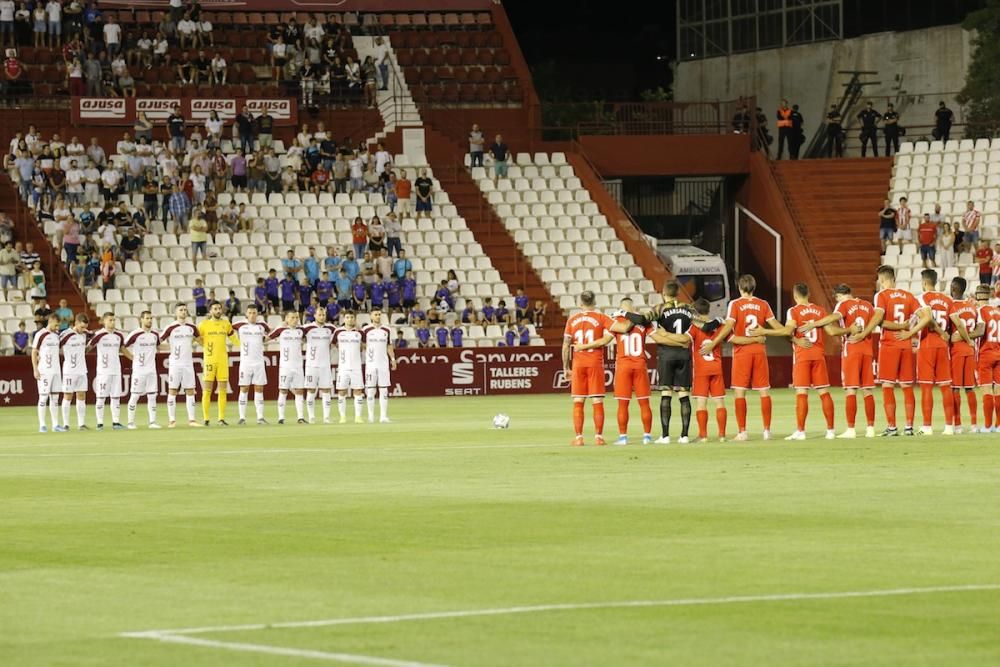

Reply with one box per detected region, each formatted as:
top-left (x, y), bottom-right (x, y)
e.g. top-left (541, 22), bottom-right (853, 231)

top-left (984, 394), bottom-right (994, 429)
top-left (322, 393), bottom-right (332, 421)
top-left (354, 395), bottom-right (363, 419)
top-left (366, 387), bottom-right (376, 422)
top-left (994, 393), bottom-right (1000, 425)
top-left (128, 394), bottom-right (139, 424)
top-left (716, 407), bottom-right (727, 438)
top-left (38, 397), bottom-right (48, 428)
top-left (882, 387), bottom-right (896, 428)
top-left (48, 395), bottom-right (58, 426)
top-left (306, 391), bottom-right (316, 421)
top-left (761, 395), bottom-right (772, 431)
top-left (110, 397), bottom-right (121, 424)
top-left (167, 394), bottom-right (176, 422)
top-left (942, 387), bottom-right (955, 426)
top-left (277, 392), bottom-right (286, 421)
top-left (76, 398), bottom-right (86, 427)
top-left (660, 395), bottom-right (672, 437)
top-left (379, 387), bottom-right (388, 419)
top-left (238, 389), bottom-right (248, 420)
top-left (864, 393), bottom-right (876, 426)
top-left (147, 395), bottom-right (157, 424)
top-left (820, 392), bottom-right (835, 430)
top-left (572, 401), bottom-right (584, 436)
top-left (337, 395), bottom-right (346, 420)
top-left (638, 397), bottom-right (652, 434)
top-left (795, 394), bottom-right (808, 431)
top-left (845, 394), bottom-right (857, 428)
top-left (967, 391), bottom-right (978, 427)
top-left (902, 386), bottom-right (915, 427)
top-left (186, 394), bottom-right (196, 422)
top-left (96, 397), bottom-right (106, 426)
top-left (617, 400), bottom-right (629, 435)
top-left (593, 401), bottom-right (604, 434)
top-left (202, 390), bottom-right (211, 422)
top-left (217, 391), bottom-right (226, 421)
top-left (254, 392), bottom-right (264, 420)
top-left (920, 386), bottom-right (933, 426)
top-left (696, 409), bottom-right (708, 439)
top-left (62, 397), bottom-right (71, 427)
top-left (952, 390), bottom-right (962, 426)
top-left (294, 393), bottom-right (304, 420)
top-left (679, 396), bottom-right (691, 438)
top-left (735, 397), bottom-right (747, 432)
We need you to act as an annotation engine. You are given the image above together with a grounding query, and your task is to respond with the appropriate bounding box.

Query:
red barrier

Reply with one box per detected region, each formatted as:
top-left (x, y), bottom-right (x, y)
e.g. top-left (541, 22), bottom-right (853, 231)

top-left (71, 98), bottom-right (298, 126)
top-left (0, 347), bottom-right (835, 407)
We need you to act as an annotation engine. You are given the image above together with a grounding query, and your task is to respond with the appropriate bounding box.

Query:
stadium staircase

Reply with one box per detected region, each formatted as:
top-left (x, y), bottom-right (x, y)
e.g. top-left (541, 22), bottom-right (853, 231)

top-left (772, 158), bottom-right (893, 300)
top-left (422, 126), bottom-right (565, 343)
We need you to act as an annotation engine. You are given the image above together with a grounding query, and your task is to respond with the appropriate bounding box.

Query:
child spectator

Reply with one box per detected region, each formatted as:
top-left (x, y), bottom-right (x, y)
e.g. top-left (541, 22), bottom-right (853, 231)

top-left (460, 303), bottom-right (475, 324)
top-left (13, 321), bottom-right (29, 354)
top-left (279, 274), bottom-right (297, 312)
top-left (304, 295), bottom-right (320, 323)
top-left (193, 278), bottom-right (207, 316)
top-left (385, 275), bottom-right (400, 312)
top-left (315, 271), bottom-right (333, 306)
top-left (481, 297), bottom-right (496, 324)
top-left (450, 325), bottom-right (463, 348)
top-left (496, 299), bottom-right (511, 325)
top-left (254, 278), bottom-right (268, 312)
top-left (514, 288), bottom-right (529, 321)
top-left (335, 268), bottom-right (353, 310)
top-left (370, 276), bottom-right (386, 311)
top-left (225, 290), bottom-right (241, 318)
top-left (531, 300), bottom-right (547, 330)
top-left (517, 318), bottom-right (531, 346)
top-left (976, 240), bottom-right (993, 285)
top-left (416, 320), bottom-right (431, 348)
top-left (352, 275), bottom-right (368, 311)
top-left (434, 324), bottom-right (449, 348)
top-left (297, 278), bottom-right (313, 314)
top-left (400, 270), bottom-right (417, 309)
top-left (395, 330), bottom-right (408, 349)
top-left (325, 300), bottom-right (341, 324)
top-left (435, 280), bottom-right (454, 311)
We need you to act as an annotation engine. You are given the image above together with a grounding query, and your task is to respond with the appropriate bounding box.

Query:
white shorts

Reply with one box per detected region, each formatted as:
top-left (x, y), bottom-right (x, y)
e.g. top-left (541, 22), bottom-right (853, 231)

top-left (95, 374), bottom-right (123, 398)
top-left (895, 228), bottom-right (913, 242)
top-left (168, 364), bottom-right (196, 391)
top-left (305, 366), bottom-right (332, 389)
top-left (62, 374), bottom-right (87, 394)
top-left (337, 367), bottom-right (364, 391)
top-left (131, 372), bottom-right (158, 395)
top-left (279, 367), bottom-right (305, 391)
top-left (38, 371), bottom-right (61, 396)
top-left (239, 364), bottom-right (266, 387)
top-left (365, 365), bottom-right (390, 388)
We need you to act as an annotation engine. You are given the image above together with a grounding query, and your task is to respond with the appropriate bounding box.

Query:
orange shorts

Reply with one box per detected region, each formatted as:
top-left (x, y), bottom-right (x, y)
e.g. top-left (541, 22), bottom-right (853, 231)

top-left (877, 345), bottom-right (915, 384)
top-left (951, 353), bottom-right (977, 389)
top-left (916, 346), bottom-right (951, 385)
top-left (841, 352), bottom-right (875, 389)
top-left (792, 358), bottom-right (830, 389)
top-left (614, 361), bottom-right (651, 400)
top-left (692, 373), bottom-right (725, 399)
top-left (730, 351), bottom-right (770, 390)
top-left (571, 362), bottom-right (606, 398)
top-left (978, 353), bottom-right (1000, 387)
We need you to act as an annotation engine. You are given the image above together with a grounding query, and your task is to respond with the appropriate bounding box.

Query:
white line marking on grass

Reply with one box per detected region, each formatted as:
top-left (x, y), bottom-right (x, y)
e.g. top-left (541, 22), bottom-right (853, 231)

top-left (0, 443), bottom-right (557, 459)
top-left (133, 632), bottom-right (448, 667)
top-left (124, 583), bottom-right (1000, 637)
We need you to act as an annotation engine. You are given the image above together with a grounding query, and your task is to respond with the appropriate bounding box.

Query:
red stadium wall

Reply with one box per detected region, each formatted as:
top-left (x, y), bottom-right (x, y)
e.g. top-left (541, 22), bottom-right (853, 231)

top-left (0, 348), bottom-right (830, 407)
top-left (577, 135), bottom-right (751, 177)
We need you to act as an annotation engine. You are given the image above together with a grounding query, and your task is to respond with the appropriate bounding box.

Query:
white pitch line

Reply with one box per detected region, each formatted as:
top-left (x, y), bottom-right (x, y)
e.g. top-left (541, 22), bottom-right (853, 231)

top-left (139, 632), bottom-right (449, 667)
top-left (122, 583), bottom-right (1000, 637)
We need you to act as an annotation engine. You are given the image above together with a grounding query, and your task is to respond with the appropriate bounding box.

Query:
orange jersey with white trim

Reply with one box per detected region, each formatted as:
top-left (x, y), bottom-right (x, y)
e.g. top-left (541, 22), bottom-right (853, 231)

top-left (834, 298), bottom-right (875, 357)
top-left (786, 302), bottom-right (828, 362)
top-left (916, 291), bottom-right (954, 349)
top-left (979, 305), bottom-right (1000, 357)
top-left (564, 310), bottom-right (613, 366)
top-left (612, 316), bottom-right (653, 367)
top-left (690, 324), bottom-right (722, 378)
top-left (725, 296), bottom-right (774, 355)
top-left (949, 299), bottom-right (979, 358)
top-left (874, 288), bottom-right (920, 348)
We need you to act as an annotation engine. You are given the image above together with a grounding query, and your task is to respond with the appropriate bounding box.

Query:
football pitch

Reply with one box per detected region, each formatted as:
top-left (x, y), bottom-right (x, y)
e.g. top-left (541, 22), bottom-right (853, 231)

top-left (2, 390), bottom-right (1000, 666)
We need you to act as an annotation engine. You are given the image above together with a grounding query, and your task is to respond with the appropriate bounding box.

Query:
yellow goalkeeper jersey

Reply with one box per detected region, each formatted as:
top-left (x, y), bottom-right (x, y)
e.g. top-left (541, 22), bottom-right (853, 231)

top-left (197, 317), bottom-right (236, 363)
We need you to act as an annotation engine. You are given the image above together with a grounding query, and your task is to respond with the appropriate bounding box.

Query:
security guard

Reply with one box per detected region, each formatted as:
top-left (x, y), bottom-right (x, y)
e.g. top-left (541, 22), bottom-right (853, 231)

top-left (824, 104), bottom-right (843, 157)
top-left (776, 99), bottom-right (793, 159)
top-left (857, 101), bottom-right (880, 157)
top-left (883, 103), bottom-right (901, 155)
top-left (789, 104), bottom-right (805, 159)
top-left (934, 101), bottom-right (954, 142)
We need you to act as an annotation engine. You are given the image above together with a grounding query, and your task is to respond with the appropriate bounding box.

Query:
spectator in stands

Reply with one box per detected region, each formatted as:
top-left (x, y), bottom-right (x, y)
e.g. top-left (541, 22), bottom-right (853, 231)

top-left (189, 209), bottom-right (208, 260)
top-left (934, 102), bottom-right (954, 143)
top-left (324, 245), bottom-right (341, 276)
top-left (401, 270), bottom-right (417, 310)
top-left (371, 34), bottom-right (390, 90)
top-left (517, 319), bottom-right (531, 346)
top-left (351, 275), bottom-right (367, 311)
top-left (332, 268), bottom-right (350, 310)
top-left (62, 214), bottom-right (81, 268)
top-left (168, 184), bottom-right (191, 233)
top-left (879, 199), bottom-right (896, 253)
top-left (788, 104), bottom-right (804, 160)
top-left (32, 3), bottom-right (45, 47)
top-left (434, 280), bottom-right (453, 311)
top-left (28, 260), bottom-right (45, 298)
top-left (280, 250), bottom-right (301, 281)
top-left (198, 14), bottom-right (213, 47)
top-left (303, 247), bottom-right (321, 285)
top-left (0, 240), bottom-right (17, 288)
top-left (271, 34), bottom-right (288, 81)
top-left (120, 227), bottom-right (142, 261)
top-left (466, 124), bottom-right (487, 168)
top-left (3, 48), bottom-right (25, 100)
top-left (344, 54), bottom-right (360, 95)
top-left (496, 299), bottom-right (512, 325)
top-left (963, 201), bottom-right (981, 249)
top-left (12, 320), bottom-right (28, 354)
top-left (503, 323), bottom-right (516, 347)
top-left (393, 249), bottom-right (411, 281)
top-left (13, 149), bottom-right (33, 200)
top-left (481, 297), bottom-right (496, 324)
top-left (362, 162), bottom-right (380, 192)
top-left (883, 103), bottom-right (901, 156)
top-left (45, 0), bottom-right (61, 47)
top-left (857, 101), bottom-right (880, 157)
top-left (0, 0), bottom-right (14, 49)
top-left (257, 109), bottom-right (274, 150)
top-left (86, 136), bottom-right (105, 168)
top-left (391, 169), bottom-right (411, 218)
top-left (373, 142), bottom-right (392, 176)
top-left (977, 240), bottom-right (993, 285)
top-left (226, 148), bottom-right (247, 193)
top-left (176, 50), bottom-right (195, 85)
top-left (100, 164), bottom-right (122, 203)
top-left (415, 320), bottom-right (431, 348)
top-left (385, 274), bottom-right (400, 313)
top-left (0, 214), bottom-right (11, 246)
top-left (731, 103), bottom-right (751, 134)
top-left (344, 215), bottom-right (366, 260)
top-left (263, 148), bottom-right (281, 194)
top-left (489, 134), bottom-right (509, 182)
top-left (176, 11), bottom-right (196, 48)
top-left (414, 168), bottom-right (433, 219)
top-left (224, 290), bottom-right (240, 319)
top-left (365, 215), bottom-right (384, 254)
top-left (191, 278), bottom-right (207, 315)
top-left (167, 105), bottom-right (186, 155)
top-left (433, 322), bottom-right (449, 348)
top-left (347, 150), bottom-right (364, 192)
top-left (247, 151), bottom-right (266, 192)
top-left (375, 249), bottom-right (393, 285)
top-left (65, 159), bottom-right (84, 205)
top-left (938, 222), bottom-right (955, 270)
top-left (917, 213), bottom-right (937, 269)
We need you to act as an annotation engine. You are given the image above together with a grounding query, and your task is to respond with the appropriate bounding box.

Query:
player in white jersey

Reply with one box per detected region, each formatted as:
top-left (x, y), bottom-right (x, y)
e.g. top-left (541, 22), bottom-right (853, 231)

top-left (161, 303), bottom-right (201, 428)
top-left (32, 313), bottom-right (63, 432)
top-left (89, 312), bottom-right (130, 430)
top-left (268, 310), bottom-right (306, 424)
top-left (234, 304), bottom-right (271, 425)
top-left (125, 310), bottom-right (162, 430)
top-left (362, 308), bottom-right (396, 423)
top-left (302, 307), bottom-right (335, 423)
top-left (335, 311), bottom-right (365, 424)
top-left (59, 313), bottom-right (91, 431)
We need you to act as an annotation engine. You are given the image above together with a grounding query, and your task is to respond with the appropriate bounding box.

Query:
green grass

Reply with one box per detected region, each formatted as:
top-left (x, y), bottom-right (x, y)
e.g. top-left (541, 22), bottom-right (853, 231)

top-left (2, 390), bottom-right (1000, 666)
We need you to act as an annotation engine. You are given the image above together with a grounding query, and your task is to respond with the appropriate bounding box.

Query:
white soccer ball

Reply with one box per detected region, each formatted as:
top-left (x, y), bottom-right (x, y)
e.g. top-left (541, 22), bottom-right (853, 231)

top-left (492, 413), bottom-right (511, 429)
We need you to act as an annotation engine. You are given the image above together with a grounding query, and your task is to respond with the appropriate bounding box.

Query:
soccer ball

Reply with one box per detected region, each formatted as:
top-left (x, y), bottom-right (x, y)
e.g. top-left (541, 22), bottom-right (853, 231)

top-left (492, 413), bottom-right (511, 429)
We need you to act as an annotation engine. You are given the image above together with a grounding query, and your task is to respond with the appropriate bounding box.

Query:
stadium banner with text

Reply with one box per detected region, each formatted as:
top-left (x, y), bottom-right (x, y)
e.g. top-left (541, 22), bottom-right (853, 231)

top-left (97, 1), bottom-right (491, 11)
top-left (71, 98), bottom-right (298, 127)
top-left (0, 348), bottom-right (829, 406)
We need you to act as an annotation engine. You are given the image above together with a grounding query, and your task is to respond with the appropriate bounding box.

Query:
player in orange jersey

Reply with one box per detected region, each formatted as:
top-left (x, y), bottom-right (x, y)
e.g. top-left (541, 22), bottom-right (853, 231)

top-left (947, 277), bottom-right (981, 433)
top-left (688, 298), bottom-right (742, 442)
top-left (853, 265), bottom-right (920, 436)
top-left (779, 283), bottom-right (838, 440)
top-left (701, 274), bottom-right (783, 441)
top-left (897, 269), bottom-right (956, 435)
top-left (975, 284), bottom-right (1000, 431)
top-left (562, 290), bottom-right (614, 446)
top-left (799, 283), bottom-right (876, 438)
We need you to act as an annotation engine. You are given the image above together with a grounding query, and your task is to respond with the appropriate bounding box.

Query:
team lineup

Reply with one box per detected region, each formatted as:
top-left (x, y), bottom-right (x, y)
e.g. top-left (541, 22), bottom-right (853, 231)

top-left (562, 267), bottom-right (1000, 445)
top-left (30, 301), bottom-right (397, 432)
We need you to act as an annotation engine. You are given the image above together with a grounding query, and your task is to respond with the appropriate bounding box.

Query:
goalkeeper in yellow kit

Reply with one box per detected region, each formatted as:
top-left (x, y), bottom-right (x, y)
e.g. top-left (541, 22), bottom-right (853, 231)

top-left (197, 300), bottom-right (239, 425)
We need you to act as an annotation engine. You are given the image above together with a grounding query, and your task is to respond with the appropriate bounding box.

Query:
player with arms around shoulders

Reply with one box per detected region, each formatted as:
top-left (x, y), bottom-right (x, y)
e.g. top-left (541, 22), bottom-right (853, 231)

top-left (33, 313), bottom-right (63, 433)
top-left (563, 290), bottom-right (614, 446)
top-left (302, 307), bottom-right (335, 424)
top-left (799, 284), bottom-right (876, 438)
top-left (89, 313), bottom-right (130, 431)
top-left (947, 278), bottom-right (982, 433)
top-left (268, 310), bottom-right (307, 424)
top-left (362, 308), bottom-right (397, 423)
top-left (335, 311), bottom-right (366, 424)
top-left (198, 300), bottom-right (238, 426)
top-left (974, 283), bottom-right (1000, 431)
top-left (573, 297), bottom-right (655, 445)
top-left (700, 274), bottom-right (782, 441)
top-left (688, 298), bottom-right (735, 442)
top-left (162, 302), bottom-right (201, 428)
top-left (234, 304), bottom-right (271, 425)
top-left (59, 313), bottom-right (91, 431)
top-left (125, 310), bottom-right (162, 429)
top-left (648, 282), bottom-right (697, 444)
top-left (778, 283), bottom-right (838, 440)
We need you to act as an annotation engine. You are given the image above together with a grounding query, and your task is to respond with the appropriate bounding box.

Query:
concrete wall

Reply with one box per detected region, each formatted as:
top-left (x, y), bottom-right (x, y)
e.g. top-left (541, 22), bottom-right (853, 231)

top-left (675, 25), bottom-right (975, 148)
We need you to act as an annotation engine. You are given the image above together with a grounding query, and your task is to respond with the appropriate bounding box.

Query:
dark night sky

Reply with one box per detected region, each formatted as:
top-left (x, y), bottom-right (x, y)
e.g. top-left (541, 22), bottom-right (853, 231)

top-left (504, 0), bottom-right (985, 101)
